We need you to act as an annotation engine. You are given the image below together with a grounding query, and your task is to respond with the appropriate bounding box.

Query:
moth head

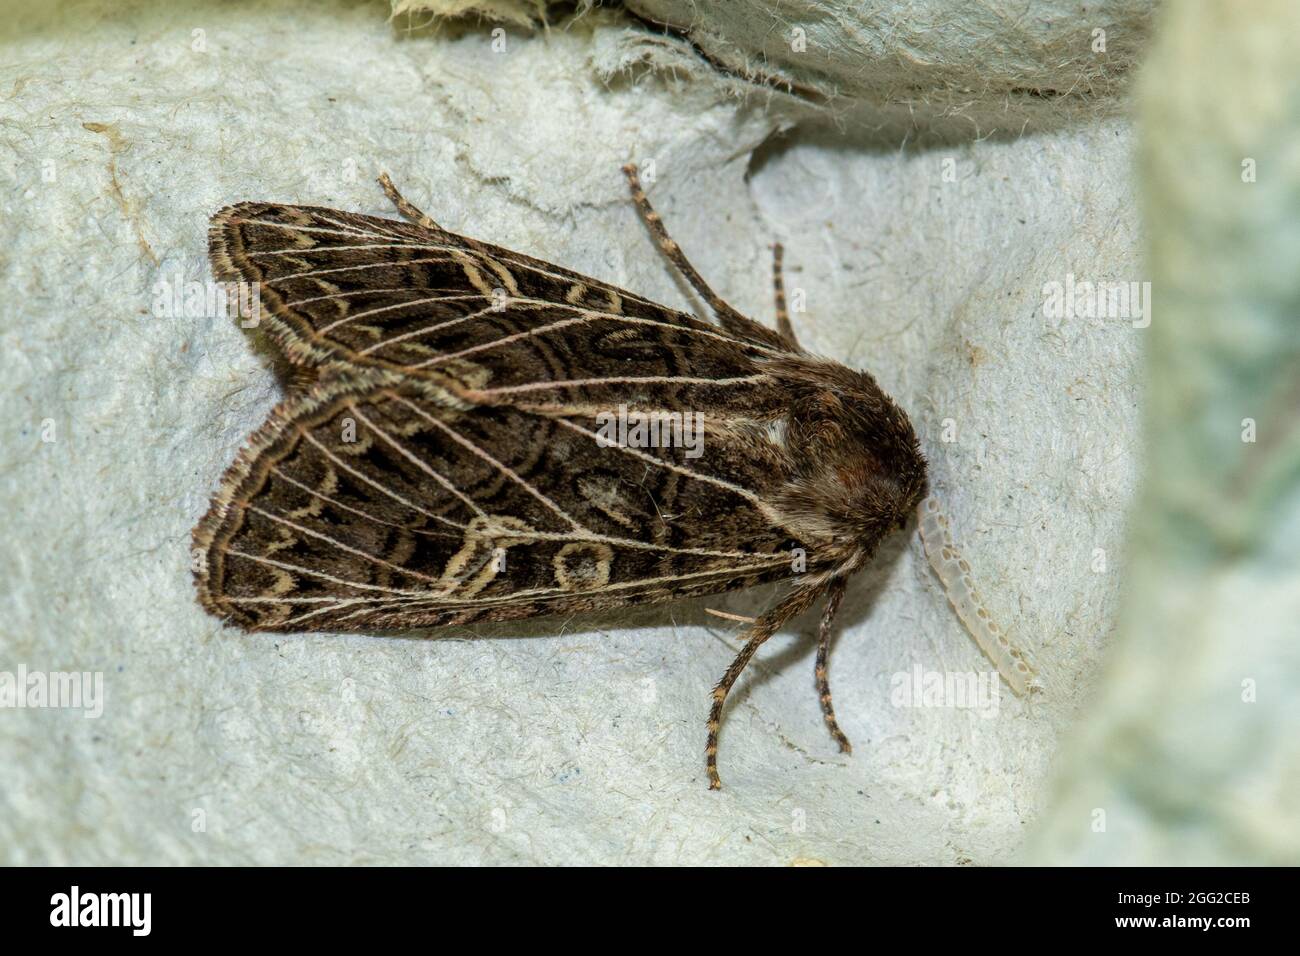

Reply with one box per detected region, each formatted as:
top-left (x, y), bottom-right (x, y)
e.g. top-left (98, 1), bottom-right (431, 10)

top-left (772, 358), bottom-right (929, 558)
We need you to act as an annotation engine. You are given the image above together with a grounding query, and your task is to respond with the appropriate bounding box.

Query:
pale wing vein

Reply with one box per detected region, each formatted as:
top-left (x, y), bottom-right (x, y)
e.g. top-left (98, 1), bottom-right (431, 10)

top-left (476, 374), bottom-right (766, 396)
top-left (300, 431), bottom-right (467, 530)
top-left (226, 549), bottom-right (430, 597)
top-left (249, 505), bottom-right (443, 583)
top-left (349, 405), bottom-right (488, 520)
top-left (269, 465), bottom-right (459, 540)
top-left (394, 395), bottom-right (590, 534)
top-left (550, 416), bottom-right (767, 508)
top-left (321, 293), bottom-right (492, 335)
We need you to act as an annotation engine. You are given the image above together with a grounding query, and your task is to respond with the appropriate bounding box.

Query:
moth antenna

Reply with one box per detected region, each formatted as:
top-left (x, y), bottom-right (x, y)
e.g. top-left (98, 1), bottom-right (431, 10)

top-left (916, 497), bottom-right (1040, 697)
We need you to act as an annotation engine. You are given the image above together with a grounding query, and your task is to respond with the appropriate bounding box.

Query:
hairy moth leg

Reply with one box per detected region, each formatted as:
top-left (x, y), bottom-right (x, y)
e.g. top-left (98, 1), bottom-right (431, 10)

top-left (621, 163), bottom-right (762, 340)
top-left (377, 172), bottom-right (446, 233)
top-left (706, 583), bottom-right (826, 790)
top-left (916, 497), bottom-right (1037, 695)
top-left (815, 576), bottom-right (853, 753)
top-left (771, 242), bottom-right (799, 348)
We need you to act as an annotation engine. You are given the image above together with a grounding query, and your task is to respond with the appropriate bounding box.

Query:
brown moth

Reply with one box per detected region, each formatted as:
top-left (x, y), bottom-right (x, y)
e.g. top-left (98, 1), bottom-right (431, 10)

top-left (194, 167), bottom-right (951, 789)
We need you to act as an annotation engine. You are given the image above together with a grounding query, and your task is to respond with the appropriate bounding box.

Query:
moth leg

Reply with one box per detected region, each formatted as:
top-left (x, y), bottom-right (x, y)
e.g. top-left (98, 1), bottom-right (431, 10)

top-left (771, 242), bottom-right (799, 348)
top-left (815, 577), bottom-right (853, 754)
top-left (377, 172), bottom-right (445, 232)
top-left (707, 630), bottom-right (774, 791)
top-left (706, 584), bottom-right (824, 790)
top-left (621, 163), bottom-right (758, 337)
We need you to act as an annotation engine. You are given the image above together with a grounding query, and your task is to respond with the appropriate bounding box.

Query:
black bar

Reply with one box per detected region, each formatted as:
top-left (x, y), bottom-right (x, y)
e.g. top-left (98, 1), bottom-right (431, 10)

top-left (0, 866), bottom-right (1275, 941)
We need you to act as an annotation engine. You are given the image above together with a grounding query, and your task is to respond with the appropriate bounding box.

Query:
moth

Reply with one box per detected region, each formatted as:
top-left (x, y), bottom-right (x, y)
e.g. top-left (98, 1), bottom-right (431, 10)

top-left (193, 167), bottom-right (1033, 789)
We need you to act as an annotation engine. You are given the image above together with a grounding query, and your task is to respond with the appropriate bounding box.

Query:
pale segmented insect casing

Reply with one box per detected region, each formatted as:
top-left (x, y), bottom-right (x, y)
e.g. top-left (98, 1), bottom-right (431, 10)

top-left (916, 497), bottom-right (1037, 696)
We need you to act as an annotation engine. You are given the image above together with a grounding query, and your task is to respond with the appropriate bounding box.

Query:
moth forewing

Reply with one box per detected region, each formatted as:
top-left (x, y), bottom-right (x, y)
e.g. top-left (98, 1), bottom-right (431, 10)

top-left (194, 170), bottom-right (934, 790)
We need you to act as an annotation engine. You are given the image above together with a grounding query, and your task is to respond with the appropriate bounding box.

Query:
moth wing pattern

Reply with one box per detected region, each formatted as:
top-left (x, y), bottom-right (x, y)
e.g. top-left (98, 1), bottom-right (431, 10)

top-left (195, 202), bottom-right (816, 632)
top-left (206, 202), bottom-right (790, 367)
